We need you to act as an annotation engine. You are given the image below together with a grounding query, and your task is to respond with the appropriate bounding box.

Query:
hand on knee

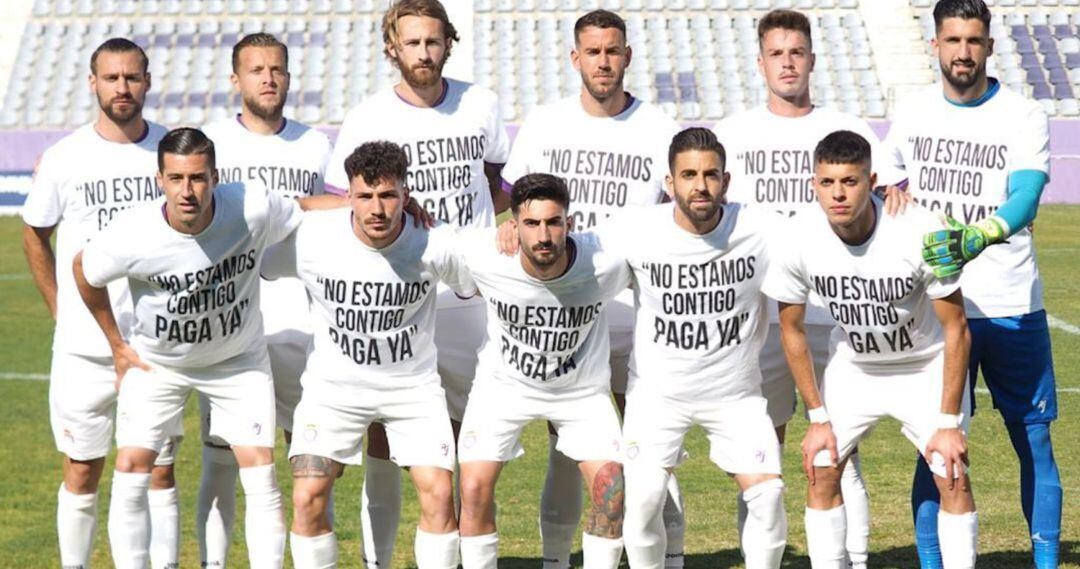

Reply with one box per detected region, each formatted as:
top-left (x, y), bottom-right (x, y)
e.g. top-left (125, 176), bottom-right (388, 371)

top-left (934, 474), bottom-right (975, 514)
top-left (806, 466), bottom-right (844, 510)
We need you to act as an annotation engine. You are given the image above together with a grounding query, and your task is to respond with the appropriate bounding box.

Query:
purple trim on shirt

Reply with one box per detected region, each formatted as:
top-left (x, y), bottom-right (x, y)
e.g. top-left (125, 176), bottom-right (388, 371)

top-left (620, 93), bottom-right (636, 115)
top-left (394, 78), bottom-right (449, 108)
top-left (235, 113), bottom-right (287, 135)
top-left (93, 120), bottom-right (150, 144)
top-left (325, 183), bottom-right (347, 196)
top-left (500, 178), bottom-right (514, 194)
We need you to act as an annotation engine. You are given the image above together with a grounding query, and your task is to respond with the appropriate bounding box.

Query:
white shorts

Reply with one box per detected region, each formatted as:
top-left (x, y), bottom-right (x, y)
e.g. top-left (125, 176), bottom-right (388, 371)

top-left (816, 352), bottom-right (972, 478)
top-left (289, 382), bottom-right (456, 470)
top-left (49, 351), bottom-right (181, 464)
top-left (116, 350), bottom-right (276, 454)
top-left (199, 331), bottom-right (310, 446)
top-left (623, 386), bottom-right (782, 474)
top-left (458, 380), bottom-right (623, 464)
top-left (759, 323), bottom-right (831, 427)
top-left (435, 292), bottom-right (486, 422)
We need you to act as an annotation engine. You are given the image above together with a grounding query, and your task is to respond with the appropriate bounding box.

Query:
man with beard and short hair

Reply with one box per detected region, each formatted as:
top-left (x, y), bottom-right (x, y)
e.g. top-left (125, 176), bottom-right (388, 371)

top-left (196, 32), bottom-right (333, 568)
top-left (22, 37), bottom-right (182, 569)
top-left (500, 11), bottom-right (684, 569)
top-left (710, 10), bottom-right (883, 566)
top-left (885, 1), bottom-right (1060, 567)
top-left (325, 2), bottom-right (512, 567)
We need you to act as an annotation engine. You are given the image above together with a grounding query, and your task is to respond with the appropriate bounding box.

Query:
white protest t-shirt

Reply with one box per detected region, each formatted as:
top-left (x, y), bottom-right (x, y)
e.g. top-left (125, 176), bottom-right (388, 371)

top-left (502, 94), bottom-right (679, 231)
top-left (762, 197), bottom-right (960, 371)
top-left (884, 82), bottom-right (1049, 318)
top-left (81, 183), bottom-right (302, 368)
top-left (713, 106), bottom-right (884, 327)
top-left (456, 230), bottom-right (631, 394)
top-left (204, 116), bottom-right (332, 339)
top-left (327, 78), bottom-right (511, 229)
top-left (599, 203), bottom-right (773, 401)
top-left (262, 210), bottom-right (475, 393)
top-left (21, 121), bottom-right (167, 357)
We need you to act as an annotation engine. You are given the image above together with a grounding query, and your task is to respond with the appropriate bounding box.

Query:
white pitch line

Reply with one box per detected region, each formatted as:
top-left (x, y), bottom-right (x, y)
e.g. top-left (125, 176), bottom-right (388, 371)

top-left (0, 273), bottom-right (30, 281)
top-left (974, 387), bottom-right (1080, 395)
top-left (1048, 314), bottom-right (1080, 335)
top-left (0, 372), bottom-right (47, 381)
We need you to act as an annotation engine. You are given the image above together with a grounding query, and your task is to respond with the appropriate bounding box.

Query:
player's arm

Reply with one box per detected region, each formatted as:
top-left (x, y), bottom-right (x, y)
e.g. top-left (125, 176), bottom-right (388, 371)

top-left (926, 289), bottom-right (971, 488)
top-left (777, 301), bottom-right (838, 482)
top-left (22, 223), bottom-right (58, 319)
top-left (485, 162), bottom-right (510, 215)
top-left (73, 251), bottom-right (149, 387)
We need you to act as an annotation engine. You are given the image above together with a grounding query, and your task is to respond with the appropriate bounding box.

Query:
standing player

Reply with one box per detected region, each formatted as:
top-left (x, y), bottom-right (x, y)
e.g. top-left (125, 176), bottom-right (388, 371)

top-left (21, 38), bottom-right (181, 569)
top-left (500, 10), bottom-right (683, 568)
top-left (763, 131), bottom-right (978, 569)
top-left (619, 128), bottom-right (787, 569)
top-left (73, 128), bottom-right (303, 568)
top-left (456, 174), bottom-right (629, 569)
top-left (264, 141), bottom-right (468, 569)
top-left (710, 10), bottom-right (880, 566)
top-left (197, 32), bottom-right (332, 568)
top-left (325, 2), bottom-right (511, 564)
top-left (885, 1), bottom-right (1060, 567)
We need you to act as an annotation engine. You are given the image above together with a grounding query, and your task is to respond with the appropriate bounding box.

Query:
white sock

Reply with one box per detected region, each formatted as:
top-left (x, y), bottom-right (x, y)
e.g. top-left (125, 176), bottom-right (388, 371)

top-left (662, 475), bottom-right (685, 569)
top-left (414, 528), bottom-right (461, 569)
top-left (361, 456), bottom-right (401, 569)
top-left (290, 531), bottom-right (338, 569)
top-left (804, 505), bottom-right (847, 569)
top-left (840, 453), bottom-right (869, 568)
top-left (197, 445), bottom-right (237, 568)
top-left (623, 466), bottom-right (668, 569)
top-left (239, 464), bottom-right (286, 568)
top-left (108, 471), bottom-right (152, 569)
top-left (540, 434), bottom-right (582, 569)
top-left (741, 479), bottom-right (787, 569)
top-left (460, 532), bottom-right (499, 569)
top-left (938, 511), bottom-right (978, 569)
top-left (148, 487), bottom-right (180, 569)
top-left (582, 533), bottom-right (624, 569)
top-left (57, 484), bottom-right (97, 568)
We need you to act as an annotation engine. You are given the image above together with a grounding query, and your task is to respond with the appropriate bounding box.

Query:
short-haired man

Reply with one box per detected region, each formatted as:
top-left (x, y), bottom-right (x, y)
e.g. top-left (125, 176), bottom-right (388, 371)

top-left (263, 141), bottom-right (470, 568)
top-left (73, 128), bottom-right (306, 568)
top-left (885, 2), bottom-right (1061, 567)
top-left (21, 37), bottom-right (181, 569)
top-left (710, 11), bottom-right (882, 565)
top-left (501, 10), bottom-right (684, 567)
top-left (325, 3), bottom-right (511, 563)
top-left (763, 131), bottom-right (978, 569)
top-left (196, 32), bottom-right (333, 567)
top-left (456, 174), bottom-right (629, 569)
top-left (619, 128), bottom-right (787, 569)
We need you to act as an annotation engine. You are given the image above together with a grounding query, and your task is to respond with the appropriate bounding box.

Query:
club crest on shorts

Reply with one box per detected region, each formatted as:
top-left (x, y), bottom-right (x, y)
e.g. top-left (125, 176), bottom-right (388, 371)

top-left (461, 431), bottom-right (477, 449)
top-left (304, 424), bottom-right (318, 442)
top-left (63, 428), bottom-right (75, 444)
top-left (625, 442), bottom-right (639, 460)
top-left (440, 442), bottom-right (450, 456)
top-left (754, 450), bottom-right (766, 463)
top-left (252, 422), bottom-right (262, 436)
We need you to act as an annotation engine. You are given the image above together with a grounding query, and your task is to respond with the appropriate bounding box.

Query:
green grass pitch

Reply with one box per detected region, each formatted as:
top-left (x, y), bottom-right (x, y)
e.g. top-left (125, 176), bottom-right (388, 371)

top-left (0, 208), bottom-right (1076, 567)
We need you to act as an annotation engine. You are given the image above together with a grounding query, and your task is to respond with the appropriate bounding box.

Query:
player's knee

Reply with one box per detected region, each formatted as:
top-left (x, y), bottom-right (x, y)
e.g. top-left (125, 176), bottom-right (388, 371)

top-left (806, 467), bottom-right (843, 507)
top-left (292, 481), bottom-right (331, 529)
top-left (458, 471), bottom-right (493, 513)
top-left (115, 448), bottom-right (155, 474)
top-left (416, 475), bottom-right (456, 529)
top-left (150, 464), bottom-right (176, 489)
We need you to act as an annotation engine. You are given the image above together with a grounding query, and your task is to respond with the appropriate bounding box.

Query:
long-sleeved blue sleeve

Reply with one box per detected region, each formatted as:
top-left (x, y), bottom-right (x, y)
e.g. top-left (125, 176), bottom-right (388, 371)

top-left (995, 169), bottom-right (1048, 236)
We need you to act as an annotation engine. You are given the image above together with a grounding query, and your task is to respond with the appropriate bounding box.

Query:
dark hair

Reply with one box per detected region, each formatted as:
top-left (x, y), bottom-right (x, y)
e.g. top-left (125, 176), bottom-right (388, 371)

top-left (757, 9), bottom-right (813, 51)
top-left (668, 127), bottom-right (726, 171)
top-left (344, 141), bottom-right (409, 188)
top-left (232, 33), bottom-right (289, 73)
top-left (511, 173), bottom-right (570, 214)
top-left (90, 37), bottom-right (149, 75)
top-left (158, 127), bottom-right (215, 172)
top-left (813, 130), bottom-right (871, 168)
top-left (933, 0), bottom-right (991, 32)
top-left (382, 0), bottom-right (459, 59)
top-left (574, 9), bottom-right (627, 44)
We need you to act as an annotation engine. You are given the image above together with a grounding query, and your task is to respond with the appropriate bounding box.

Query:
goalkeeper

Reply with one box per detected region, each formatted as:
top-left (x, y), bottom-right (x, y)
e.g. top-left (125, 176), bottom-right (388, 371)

top-left (881, 1), bottom-right (1061, 567)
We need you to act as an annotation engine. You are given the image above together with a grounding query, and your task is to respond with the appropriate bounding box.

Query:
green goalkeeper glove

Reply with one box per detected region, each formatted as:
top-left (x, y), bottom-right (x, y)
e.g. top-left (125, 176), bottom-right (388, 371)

top-left (922, 215), bottom-right (1008, 278)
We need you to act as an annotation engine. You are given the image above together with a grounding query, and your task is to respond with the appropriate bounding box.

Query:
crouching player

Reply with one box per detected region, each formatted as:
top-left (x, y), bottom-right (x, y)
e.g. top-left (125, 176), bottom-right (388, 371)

top-left (763, 131), bottom-right (978, 568)
top-left (263, 141), bottom-right (469, 568)
top-left (619, 128), bottom-right (787, 569)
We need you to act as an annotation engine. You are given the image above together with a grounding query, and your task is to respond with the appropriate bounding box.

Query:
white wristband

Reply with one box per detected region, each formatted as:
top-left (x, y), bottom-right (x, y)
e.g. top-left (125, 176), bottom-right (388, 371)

top-left (936, 413), bottom-right (961, 429)
top-left (808, 406), bottom-right (830, 424)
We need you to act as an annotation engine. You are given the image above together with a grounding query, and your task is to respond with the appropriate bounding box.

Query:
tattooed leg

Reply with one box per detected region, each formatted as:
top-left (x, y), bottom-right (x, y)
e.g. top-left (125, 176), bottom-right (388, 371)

top-left (291, 454), bottom-right (342, 536)
top-left (582, 460), bottom-right (625, 539)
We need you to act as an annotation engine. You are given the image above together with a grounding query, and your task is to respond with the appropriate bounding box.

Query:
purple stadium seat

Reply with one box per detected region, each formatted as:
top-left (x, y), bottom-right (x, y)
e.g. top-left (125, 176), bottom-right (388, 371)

top-left (1067, 52), bottom-right (1080, 68)
top-left (1033, 25), bottom-right (1052, 38)
top-left (1021, 52), bottom-right (1041, 68)
top-left (133, 34), bottom-right (149, 47)
top-left (176, 34), bottom-right (194, 47)
top-left (1054, 24), bottom-right (1073, 39)
top-left (146, 92), bottom-right (161, 107)
top-left (1054, 83), bottom-right (1074, 99)
top-left (1050, 67), bottom-right (1069, 83)
top-left (188, 92), bottom-right (209, 105)
top-left (211, 92), bottom-right (229, 106)
top-left (1033, 82), bottom-right (1052, 99)
top-left (677, 72), bottom-right (698, 103)
top-left (1012, 24), bottom-right (1030, 37)
top-left (164, 93), bottom-right (184, 108)
top-left (1045, 52), bottom-right (1064, 69)
top-left (285, 33), bottom-right (304, 47)
top-left (1027, 67), bottom-right (1045, 82)
top-left (197, 34), bottom-right (215, 47)
top-left (310, 31), bottom-right (327, 46)
top-left (153, 35), bottom-right (171, 47)
top-left (221, 32), bottom-right (238, 46)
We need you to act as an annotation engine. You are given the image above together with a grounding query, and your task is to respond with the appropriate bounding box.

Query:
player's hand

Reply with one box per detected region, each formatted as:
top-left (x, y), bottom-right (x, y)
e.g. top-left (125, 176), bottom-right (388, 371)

top-left (880, 185), bottom-right (913, 216)
top-left (801, 422), bottom-right (838, 485)
top-left (925, 428), bottom-right (969, 491)
top-left (111, 342), bottom-right (151, 391)
top-left (496, 218), bottom-right (519, 256)
top-left (922, 215), bottom-right (1007, 278)
top-left (405, 197), bottom-right (435, 229)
